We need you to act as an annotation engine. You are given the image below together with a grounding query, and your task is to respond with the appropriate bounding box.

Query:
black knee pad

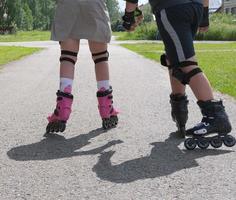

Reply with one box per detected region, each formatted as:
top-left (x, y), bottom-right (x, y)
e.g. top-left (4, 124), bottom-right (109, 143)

top-left (160, 54), bottom-right (169, 68)
top-left (92, 50), bottom-right (109, 64)
top-left (171, 61), bottom-right (202, 85)
top-left (60, 50), bottom-right (78, 65)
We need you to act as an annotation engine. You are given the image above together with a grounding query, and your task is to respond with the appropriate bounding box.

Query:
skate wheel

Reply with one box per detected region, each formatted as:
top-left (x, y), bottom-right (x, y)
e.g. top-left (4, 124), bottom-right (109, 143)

top-left (184, 138), bottom-right (197, 150)
top-left (197, 138), bottom-right (209, 149)
top-left (54, 122), bottom-right (60, 133)
top-left (46, 122), bottom-right (56, 133)
top-left (59, 122), bottom-right (66, 133)
top-left (102, 119), bottom-right (109, 129)
top-left (210, 136), bottom-right (223, 148)
top-left (111, 116), bottom-right (118, 126)
top-left (223, 135), bottom-right (236, 147)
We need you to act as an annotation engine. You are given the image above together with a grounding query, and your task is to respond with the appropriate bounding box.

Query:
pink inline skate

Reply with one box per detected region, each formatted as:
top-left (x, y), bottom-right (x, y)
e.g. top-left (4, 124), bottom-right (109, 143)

top-left (46, 90), bottom-right (73, 134)
top-left (97, 87), bottom-right (119, 129)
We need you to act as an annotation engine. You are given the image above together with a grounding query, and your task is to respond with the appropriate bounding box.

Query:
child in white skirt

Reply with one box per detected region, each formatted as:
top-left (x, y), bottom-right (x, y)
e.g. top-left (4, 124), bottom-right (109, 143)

top-left (46, 0), bottom-right (119, 134)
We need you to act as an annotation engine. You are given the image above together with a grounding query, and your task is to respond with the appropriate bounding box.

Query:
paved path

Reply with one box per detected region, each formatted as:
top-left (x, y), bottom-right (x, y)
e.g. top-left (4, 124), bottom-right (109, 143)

top-left (0, 40), bottom-right (236, 200)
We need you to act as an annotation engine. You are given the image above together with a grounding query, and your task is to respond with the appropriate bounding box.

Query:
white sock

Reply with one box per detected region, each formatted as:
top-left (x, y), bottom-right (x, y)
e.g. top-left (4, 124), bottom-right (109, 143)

top-left (60, 77), bottom-right (73, 93)
top-left (97, 80), bottom-right (110, 90)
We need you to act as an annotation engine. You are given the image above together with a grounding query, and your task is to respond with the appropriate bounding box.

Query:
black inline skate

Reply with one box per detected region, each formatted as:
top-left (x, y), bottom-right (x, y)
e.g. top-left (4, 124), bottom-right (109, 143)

top-left (184, 100), bottom-right (235, 150)
top-left (170, 94), bottom-right (189, 138)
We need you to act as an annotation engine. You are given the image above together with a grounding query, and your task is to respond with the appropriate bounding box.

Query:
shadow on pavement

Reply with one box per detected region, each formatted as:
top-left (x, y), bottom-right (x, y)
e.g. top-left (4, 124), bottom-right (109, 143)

top-left (7, 128), bottom-right (123, 161)
top-left (92, 132), bottom-right (233, 183)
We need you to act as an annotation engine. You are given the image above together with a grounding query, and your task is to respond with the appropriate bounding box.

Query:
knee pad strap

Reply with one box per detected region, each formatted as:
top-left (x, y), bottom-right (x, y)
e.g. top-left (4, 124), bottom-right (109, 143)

top-left (171, 61), bottom-right (202, 85)
top-left (92, 50), bottom-right (109, 64)
top-left (60, 50), bottom-right (78, 65)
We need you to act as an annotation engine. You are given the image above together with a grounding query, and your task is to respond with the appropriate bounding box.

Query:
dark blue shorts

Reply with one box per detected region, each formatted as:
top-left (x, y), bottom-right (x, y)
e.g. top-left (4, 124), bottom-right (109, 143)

top-left (154, 3), bottom-right (203, 66)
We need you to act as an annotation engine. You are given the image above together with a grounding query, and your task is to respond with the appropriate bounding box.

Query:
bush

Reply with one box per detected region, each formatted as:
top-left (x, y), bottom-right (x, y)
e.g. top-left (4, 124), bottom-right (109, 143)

top-left (117, 22), bottom-right (157, 40)
top-left (117, 13), bottom-right (236, 41)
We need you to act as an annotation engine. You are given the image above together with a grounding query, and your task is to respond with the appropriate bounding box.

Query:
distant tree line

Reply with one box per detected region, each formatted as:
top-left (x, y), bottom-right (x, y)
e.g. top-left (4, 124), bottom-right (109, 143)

top-left (0, 0), bottom-right (56, 33)
top-left (0, 0), bottom-right (153, 34)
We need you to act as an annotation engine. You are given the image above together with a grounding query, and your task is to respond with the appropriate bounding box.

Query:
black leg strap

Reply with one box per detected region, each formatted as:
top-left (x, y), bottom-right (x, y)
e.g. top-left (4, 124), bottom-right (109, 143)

top-left (92, 50), bottom-right (109, 64)
top-left (183, 68), bottom-right (202, 84)
top-left (178, 61), bottom-right (198, 68)
top-left (171, 60), bottom-right (202, 85)
top-left (172, 67), bottom-right (202, 85)
top-left (60, 57), bottom-right (76, 65)
top-left (61, 50), bottom-right (78, 57)
top-left (92, 51), bottom-right (108, 57)
top-left (60, 50), bottom-right (78, 65)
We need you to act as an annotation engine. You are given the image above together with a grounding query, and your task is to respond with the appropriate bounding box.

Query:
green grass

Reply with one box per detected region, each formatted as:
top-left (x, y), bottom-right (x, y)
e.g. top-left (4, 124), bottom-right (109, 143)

top-left (0, 46), bottom-right (41, 68)
top-left (0, 31), bottom-right (50, 42)
top-left (121, 43), bottom-right (236, 98)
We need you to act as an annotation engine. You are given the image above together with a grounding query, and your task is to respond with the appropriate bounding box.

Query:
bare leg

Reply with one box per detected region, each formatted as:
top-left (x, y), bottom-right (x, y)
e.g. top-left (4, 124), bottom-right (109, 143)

top-left (88, 41), bottom-right (119, 129)
top-left (169, 70), bottom-right (186, 95)
top-left (181, 56), bottom-right (214, 101)
top-left (46, 39), bottom-right (79, 134)
top-left (88, 41), bottom-right (109, 81)
top-left (60, 39), bottom-right (80, 80)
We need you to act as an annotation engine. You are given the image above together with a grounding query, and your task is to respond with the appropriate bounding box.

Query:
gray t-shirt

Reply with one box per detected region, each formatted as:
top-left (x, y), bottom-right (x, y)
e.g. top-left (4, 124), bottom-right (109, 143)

top-left (149, 0), bottom-right (203, 12)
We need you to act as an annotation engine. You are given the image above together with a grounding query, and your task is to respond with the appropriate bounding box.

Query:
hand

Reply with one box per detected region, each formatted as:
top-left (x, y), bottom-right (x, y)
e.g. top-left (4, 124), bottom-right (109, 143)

top-left (198, 26), bottom-right (209, 33)
top-left (122, 7), bottom-right (144, 32)
top-left (122, 10), bottom-right (136, 32)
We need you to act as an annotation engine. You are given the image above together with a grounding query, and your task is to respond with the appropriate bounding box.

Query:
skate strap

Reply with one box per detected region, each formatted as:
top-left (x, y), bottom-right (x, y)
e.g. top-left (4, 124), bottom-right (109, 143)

top-left (57, 90), bottom-right (74, 99)
top-left (97, 89), bottom-right (112, 97)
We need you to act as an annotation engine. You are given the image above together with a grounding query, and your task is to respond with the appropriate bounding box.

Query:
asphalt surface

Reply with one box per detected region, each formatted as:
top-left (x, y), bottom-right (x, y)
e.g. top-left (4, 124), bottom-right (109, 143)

top-left (0, 40), bottom-right (235, 200)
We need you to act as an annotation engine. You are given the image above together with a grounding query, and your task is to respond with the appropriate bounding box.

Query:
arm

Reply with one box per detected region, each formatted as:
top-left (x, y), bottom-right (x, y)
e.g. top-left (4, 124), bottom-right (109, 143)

top-left (122, 0), bottom-right (143, 31)
top-left (126, 0), bottom-right (138, 12)
top-left (199, 0), bottom-right (209, 33)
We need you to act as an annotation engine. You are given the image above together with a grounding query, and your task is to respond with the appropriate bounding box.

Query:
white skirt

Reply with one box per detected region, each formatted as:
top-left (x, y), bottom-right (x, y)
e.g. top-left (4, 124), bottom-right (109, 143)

top-left (51, 0), bottom-right (112, 43)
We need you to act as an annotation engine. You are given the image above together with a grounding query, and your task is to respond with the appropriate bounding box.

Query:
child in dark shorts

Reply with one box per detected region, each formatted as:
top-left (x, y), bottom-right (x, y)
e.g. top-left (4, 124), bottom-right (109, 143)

top-left (123, 0), bottom-right (235, 149)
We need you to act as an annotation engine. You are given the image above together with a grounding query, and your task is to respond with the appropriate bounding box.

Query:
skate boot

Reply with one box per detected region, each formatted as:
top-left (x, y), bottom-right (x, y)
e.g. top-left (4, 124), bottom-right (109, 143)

top-left (170, 94), bottom-right (189, 138)
top-left (97, 87), bottom-right (119, 129)
top-left (184, 100), bottom-right (235, 150)
top-left (46, 90), bottom-right (73, 135)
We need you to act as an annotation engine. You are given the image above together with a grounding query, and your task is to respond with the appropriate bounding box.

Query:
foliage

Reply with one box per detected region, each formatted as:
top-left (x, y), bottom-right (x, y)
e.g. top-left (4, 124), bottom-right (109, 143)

top-left (0, 46), bottom-right (41, 68)
top-left (0, 31), bottom-right (50, 42)
top-left (0, 0), bottom-right (122, 32)
top-left (121, 43), bottom-right (236, 98)
top-left (0, 0), bottom-right (56, 32)
top-left (117, 13), bottom-right (236, 41)
top-left (196, 13), bottom-right (236, 41)
top-left (116, 22), bottom-right (157, 40)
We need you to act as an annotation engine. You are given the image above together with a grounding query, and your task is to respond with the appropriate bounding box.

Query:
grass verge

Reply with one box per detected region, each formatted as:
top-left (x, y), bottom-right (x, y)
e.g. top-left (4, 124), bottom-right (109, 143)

top-left (0, 31), bottom-right (50, 42)
top-left (0, 46), bottom-right (41, 69)
top-left (121, 42), bottom-right (236, 98)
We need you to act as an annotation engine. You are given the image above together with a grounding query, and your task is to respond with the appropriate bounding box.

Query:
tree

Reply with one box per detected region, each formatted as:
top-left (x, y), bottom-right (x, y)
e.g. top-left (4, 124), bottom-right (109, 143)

top-left (105, 0), bottom-right (122, 30)
top-left (0, 0), bottom-right (121, 32)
